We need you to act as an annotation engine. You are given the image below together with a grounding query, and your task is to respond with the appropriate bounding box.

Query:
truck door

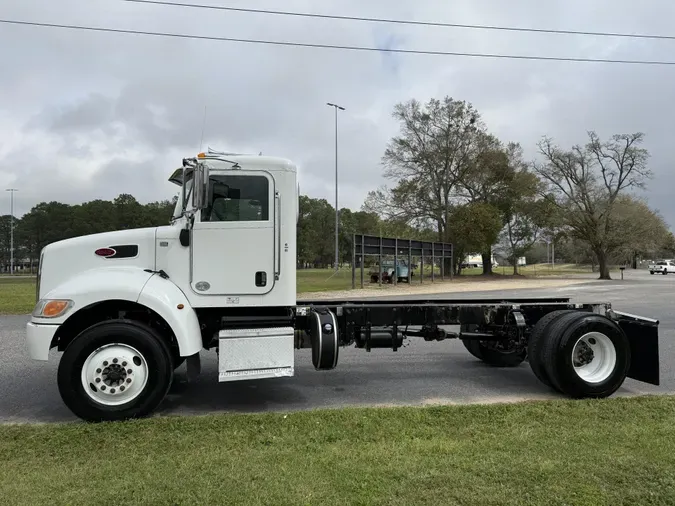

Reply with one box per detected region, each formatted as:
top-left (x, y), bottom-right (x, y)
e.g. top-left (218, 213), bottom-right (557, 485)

top-left (190, 171), bottom-right (277, 296)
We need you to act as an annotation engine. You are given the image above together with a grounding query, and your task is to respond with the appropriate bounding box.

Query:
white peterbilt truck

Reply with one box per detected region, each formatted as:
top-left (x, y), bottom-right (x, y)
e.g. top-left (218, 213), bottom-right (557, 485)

top-left (26, 151), bottom-right (661, 422)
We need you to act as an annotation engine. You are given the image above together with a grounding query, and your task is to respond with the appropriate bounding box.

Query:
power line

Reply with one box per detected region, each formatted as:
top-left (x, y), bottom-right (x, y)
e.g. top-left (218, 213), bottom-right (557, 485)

top-left (2, 18), bottom-right (675, 65)
top-left (121, 0), bottom-right (675, 42)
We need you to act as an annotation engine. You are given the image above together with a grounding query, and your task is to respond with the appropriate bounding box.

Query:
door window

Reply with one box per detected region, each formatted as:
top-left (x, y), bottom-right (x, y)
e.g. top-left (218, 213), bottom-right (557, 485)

top-left (202, 175), bottom-right (270, 222)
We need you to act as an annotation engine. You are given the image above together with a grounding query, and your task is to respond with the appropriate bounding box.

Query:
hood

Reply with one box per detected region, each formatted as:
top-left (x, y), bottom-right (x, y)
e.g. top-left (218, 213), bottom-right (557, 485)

top-left (38, 227), bottom-right (158, 300)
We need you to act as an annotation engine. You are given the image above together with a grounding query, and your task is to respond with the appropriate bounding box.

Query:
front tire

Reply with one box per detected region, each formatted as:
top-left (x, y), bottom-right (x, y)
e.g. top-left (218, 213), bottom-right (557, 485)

top-left (57, 320), bottom-right (174, 422)
top-left (539, 311), bottom-right (630, 398)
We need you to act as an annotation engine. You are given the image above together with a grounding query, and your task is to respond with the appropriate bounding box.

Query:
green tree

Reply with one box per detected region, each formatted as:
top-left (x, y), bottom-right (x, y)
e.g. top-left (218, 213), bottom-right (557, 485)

top-left (457, 137), bottom-right (538, 274)
top-left (296, 196), bottom-right (335, 268)
top-left (447, 202), bottom-right (503, 275)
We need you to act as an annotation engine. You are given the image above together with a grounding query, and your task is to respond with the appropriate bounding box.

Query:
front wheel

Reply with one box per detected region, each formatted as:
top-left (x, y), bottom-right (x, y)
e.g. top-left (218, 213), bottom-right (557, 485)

top-left (57, 320), bottom-right (174, 422)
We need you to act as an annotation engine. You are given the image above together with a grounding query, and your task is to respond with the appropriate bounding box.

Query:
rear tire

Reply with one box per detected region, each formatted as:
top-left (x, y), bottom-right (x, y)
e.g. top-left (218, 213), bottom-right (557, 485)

top-left (527, 309), bottom-right (577, 390)
top-left (57, 319), bottom-right (174, 422)
top-left (540, 311), bottom-right (630, 398)
top-left (461, 339), bottom-right (484, 360)
top-left (462, 339), bottom-right (526, 367)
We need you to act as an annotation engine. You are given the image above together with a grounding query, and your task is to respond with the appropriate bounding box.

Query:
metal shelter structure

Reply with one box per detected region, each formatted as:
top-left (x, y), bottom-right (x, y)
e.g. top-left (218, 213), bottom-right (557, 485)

top-left (351, 234), bottom-right (453, 289)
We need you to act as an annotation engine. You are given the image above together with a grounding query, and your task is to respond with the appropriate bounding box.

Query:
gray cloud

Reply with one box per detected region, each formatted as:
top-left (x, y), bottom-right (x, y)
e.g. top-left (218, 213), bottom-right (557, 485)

top-left (1, 0), bottom-right (674, 229)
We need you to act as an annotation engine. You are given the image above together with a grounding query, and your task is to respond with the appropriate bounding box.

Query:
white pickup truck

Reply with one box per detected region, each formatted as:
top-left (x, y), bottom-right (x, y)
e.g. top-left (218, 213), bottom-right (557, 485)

top-left (649, 260), bottom-right (675, 275)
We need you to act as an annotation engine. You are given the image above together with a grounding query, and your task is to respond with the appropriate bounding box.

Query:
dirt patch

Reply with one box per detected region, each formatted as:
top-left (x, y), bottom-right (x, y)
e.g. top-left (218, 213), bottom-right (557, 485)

top-left (297, 276), bottom-right (592, 300)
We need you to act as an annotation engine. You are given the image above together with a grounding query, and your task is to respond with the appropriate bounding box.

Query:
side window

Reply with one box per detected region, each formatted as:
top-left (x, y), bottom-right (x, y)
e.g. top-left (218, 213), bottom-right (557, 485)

top-left (203, 175), bottom-right (270, 222)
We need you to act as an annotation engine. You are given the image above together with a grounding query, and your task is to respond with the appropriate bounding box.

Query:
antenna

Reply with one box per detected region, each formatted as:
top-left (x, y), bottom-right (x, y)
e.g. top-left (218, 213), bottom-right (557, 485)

top-left (199, 105), bottom-right (207, 151)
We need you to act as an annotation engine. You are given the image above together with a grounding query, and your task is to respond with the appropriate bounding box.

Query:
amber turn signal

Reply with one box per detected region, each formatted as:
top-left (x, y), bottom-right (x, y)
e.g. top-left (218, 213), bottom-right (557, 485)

top-left (43, 300), bottom-right (70, 317)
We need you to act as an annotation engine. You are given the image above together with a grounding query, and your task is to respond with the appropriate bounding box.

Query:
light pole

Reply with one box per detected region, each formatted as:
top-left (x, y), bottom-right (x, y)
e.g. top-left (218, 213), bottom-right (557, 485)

top-left (6, 188), bottom-right (17, 275)
top-left (326, 102), bottom-right (345, 272)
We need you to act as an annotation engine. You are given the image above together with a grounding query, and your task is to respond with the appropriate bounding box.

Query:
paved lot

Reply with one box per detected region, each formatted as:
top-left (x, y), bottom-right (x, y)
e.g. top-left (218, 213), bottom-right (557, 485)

top-left (1, 269), bottom-right (672, 423)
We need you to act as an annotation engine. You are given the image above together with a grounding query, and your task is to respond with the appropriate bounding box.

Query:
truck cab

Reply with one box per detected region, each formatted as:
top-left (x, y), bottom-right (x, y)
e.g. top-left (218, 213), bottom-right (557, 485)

top-left (161, 151), bottom-right (298, 308)
top-left (26, 151), bottom-right (302, 421)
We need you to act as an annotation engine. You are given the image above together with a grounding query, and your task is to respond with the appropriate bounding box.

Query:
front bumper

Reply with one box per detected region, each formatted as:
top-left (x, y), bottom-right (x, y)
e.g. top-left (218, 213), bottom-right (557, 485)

top-left (26, 322), bottom-right (59, 361)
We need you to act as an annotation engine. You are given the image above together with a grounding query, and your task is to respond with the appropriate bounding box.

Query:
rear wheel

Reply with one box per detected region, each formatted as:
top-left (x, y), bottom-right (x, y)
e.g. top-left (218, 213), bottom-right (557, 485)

top-left (462, 339), bottom-right (526, 367)
top-left (57, 320), bottom-right (174, 422)
top-left (527, 309), bottom-right (577, 390)
top-left (539, 311), bottom-right (630, 398)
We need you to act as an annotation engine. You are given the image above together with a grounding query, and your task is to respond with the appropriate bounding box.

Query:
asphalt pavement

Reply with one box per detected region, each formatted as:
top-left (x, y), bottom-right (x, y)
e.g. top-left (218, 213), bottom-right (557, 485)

top-left (1, 269), bottom-right (673, 423)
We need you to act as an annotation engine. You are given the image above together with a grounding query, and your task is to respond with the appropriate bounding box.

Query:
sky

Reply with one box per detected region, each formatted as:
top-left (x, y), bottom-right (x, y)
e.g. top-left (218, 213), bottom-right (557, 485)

top-left (1, 0), bottom-right (675, 227)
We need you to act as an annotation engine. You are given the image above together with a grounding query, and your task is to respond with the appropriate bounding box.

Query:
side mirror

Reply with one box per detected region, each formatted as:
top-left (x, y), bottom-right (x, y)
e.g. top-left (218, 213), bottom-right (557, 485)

top-left (192, 163), bottom-right (209, 209)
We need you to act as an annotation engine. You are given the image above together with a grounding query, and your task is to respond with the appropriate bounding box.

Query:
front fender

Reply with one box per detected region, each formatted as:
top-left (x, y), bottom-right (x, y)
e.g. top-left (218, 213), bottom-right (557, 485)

top-left (35, 267), bottom-right (154, 325)
top-left (137, 275), bottom-right (202, 357)
top-left (33, 267), bottom-right (202, 358)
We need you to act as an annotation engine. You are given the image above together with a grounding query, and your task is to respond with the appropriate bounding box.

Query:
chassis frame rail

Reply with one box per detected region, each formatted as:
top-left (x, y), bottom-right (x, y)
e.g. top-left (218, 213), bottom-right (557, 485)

top-left (293, 297), bottom-right (660, 387)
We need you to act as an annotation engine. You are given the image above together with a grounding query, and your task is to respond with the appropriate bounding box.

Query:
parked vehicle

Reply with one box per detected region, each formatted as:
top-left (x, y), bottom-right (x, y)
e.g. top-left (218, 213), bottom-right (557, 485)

top-left (649, 260), bottom-right (675, 275)
top-left (25, 150), bottom-right (661, 422)
top-left (369, 259), bottom-right (412, 283)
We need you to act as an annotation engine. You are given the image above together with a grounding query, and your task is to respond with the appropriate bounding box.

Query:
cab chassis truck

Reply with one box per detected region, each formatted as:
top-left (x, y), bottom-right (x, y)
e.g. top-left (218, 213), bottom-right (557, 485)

top-left (25, 151), bottom-right (661, 422)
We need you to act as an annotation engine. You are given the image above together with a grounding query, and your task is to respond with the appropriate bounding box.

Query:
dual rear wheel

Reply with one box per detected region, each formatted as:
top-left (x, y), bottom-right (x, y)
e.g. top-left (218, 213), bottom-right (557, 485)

top-left (528, 310), bottom-right (630, 398)
top-left (463, 310), bottom-right (631, 398)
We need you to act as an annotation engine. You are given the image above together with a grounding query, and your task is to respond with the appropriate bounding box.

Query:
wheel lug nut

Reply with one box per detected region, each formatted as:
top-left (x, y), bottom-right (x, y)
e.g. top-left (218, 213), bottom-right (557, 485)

top-left (122, 361), bottom-right (127, 367)
top-left (120, 386), bottom-right (125, 392)
top-left (113, 358), bottom-right (118, 363)
top-left (96, 368), bottom-right (102, 373)
top-left (95, 378), bottom-right (101, 383)
top-left (103, 361), bottom-right (108, 366)
top-left (127, 369), bottom-right (132, 374)
top-left (110, 388), bottom-right (116, 393)
top-left (126, 378), bottom-right (132, 383)
top-left (101, 385), bottom-right (106, 391)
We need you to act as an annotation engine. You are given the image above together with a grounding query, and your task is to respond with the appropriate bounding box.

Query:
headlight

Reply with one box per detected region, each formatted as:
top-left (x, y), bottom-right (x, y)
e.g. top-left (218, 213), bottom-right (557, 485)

top-left (32, 299), bottom-right (73, 318)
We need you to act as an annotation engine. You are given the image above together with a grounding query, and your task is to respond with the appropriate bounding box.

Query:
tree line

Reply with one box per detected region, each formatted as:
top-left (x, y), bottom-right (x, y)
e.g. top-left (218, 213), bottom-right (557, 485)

top-left (0, 194), bottom-right (178, 272)
top-left (0, 191), bottom-right (434, 272)
top-left (363, 96), bottom-right (675, 279)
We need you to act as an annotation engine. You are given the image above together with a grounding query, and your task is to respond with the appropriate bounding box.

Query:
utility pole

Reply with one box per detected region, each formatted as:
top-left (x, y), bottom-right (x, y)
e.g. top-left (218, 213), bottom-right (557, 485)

top-left (326, 102), bottom-right (345, 272)
top-left (6, 188), bottom-right (17, 275)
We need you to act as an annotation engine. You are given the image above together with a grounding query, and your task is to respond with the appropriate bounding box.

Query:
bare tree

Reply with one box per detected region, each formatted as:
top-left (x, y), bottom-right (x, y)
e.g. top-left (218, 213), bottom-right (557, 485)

top-left (363, 96), bottom-right (483, 241)
top-left (533, 132), bottom-right (651, 279)
top-left (498, 198), bottom-right (552, 275)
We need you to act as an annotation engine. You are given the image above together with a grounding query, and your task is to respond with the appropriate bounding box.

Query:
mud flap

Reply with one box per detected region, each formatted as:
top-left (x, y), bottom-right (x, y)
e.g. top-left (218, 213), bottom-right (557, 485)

top-left (611, 310), bottom-right (660, 386)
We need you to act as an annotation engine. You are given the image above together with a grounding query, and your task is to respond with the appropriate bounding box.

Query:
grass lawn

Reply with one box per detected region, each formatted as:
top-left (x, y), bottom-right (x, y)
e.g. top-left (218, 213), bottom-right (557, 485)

top-left (1, 396), bottom-right (674, 504)
top-left (0, 276), bottom-right (36, 315)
